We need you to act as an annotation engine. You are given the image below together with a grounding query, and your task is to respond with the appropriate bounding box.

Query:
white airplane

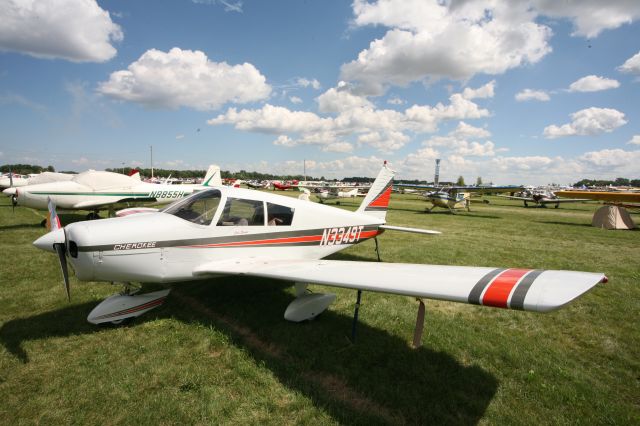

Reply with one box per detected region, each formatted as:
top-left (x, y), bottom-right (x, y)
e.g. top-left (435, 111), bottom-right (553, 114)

top-left (33, 162), bottom-right (606, 346)
top-left (498, 189), bottom-right (591, 208)
top-left (300, 186), bottom-right (364, 203)
top-left (11, 165), bottom-right (222, 219)
top-left (396, 184), bottom-right (522, 213)
top-left (1, 171), bottom-right (74, 189)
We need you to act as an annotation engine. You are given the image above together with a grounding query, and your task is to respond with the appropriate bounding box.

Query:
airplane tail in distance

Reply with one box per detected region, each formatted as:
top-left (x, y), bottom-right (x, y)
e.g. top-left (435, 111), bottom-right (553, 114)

top-left (356, 161), bottom-right (395, 221)
top-left (202, 165), bottom-right (222, 187)
top-left (46, 197), bottom-right (62, 232)
top-left (128, 169), bottom-right (141, 180)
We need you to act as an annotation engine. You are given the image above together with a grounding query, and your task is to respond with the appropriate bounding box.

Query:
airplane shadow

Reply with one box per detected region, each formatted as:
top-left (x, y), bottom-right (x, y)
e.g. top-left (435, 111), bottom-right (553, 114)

top-left (1, 277), bottom-right (498, 424)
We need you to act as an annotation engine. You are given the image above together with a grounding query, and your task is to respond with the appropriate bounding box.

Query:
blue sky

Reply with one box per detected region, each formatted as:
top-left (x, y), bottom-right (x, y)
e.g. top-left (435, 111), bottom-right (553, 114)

top-left (1, 0), bottom-right (639, 184)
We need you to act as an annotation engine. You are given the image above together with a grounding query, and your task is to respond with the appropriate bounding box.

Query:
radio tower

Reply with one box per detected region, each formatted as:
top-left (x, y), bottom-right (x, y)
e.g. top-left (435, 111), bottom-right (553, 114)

top-left (434, 159), bottom-right (441, 186)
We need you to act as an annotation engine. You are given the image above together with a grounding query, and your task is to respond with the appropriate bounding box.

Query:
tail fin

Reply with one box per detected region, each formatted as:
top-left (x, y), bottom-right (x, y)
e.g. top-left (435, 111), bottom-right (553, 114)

top-left (128, 169), bottom-right (141, 180)
top-left (356, 161), bottom-right (395, 220)
top-left (202, 165), bottom-right (222, 187)
top-left (46, 197), bottom-right (62, 231)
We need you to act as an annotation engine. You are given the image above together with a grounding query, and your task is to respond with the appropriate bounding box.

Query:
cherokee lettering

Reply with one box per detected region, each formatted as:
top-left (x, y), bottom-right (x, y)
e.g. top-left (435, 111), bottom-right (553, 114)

top-left (113, 241), bottom-right (157, 251)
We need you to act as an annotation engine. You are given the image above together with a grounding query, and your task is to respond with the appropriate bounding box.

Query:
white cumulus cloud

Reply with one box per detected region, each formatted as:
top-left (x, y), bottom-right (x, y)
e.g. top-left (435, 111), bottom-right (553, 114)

top-left (295, 78), bottom-right (321, 90)
top-left (628, 135), bottom-right (640, 145)
top-left (462, 80), bottom-right (496, 100)
top-left (342, 1), bottom-right (640, 95)
top-left (209, 84), bottom-right (489, 152)
top-left (98, 48), bottom-right (271, 110)
top-left (515, 89), bottom-right (550, 102)
top-left (343, 1), bottom-right (552, 94)
top-left (533, 0), bottom-right (640, 38)
top-left (316, 85), bottom-right (373, 113)
top-left (0, 0), bottom-right (123, 62)
top-left (568, 75), bottom-right (620, 92)
top-left (289, 96), bottom-right (303, 104)
top-left (618, 50), bottom-right (640, 75)
top-left (543, 107), bottom-right (627, 139)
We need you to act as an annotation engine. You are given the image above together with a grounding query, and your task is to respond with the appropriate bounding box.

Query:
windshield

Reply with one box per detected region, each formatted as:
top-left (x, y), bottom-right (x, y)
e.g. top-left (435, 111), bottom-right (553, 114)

top-left (162, 189), bottom-right (222, 225)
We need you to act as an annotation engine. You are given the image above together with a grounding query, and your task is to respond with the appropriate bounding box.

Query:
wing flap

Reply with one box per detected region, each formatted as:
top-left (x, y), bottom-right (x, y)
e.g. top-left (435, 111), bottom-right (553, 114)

top-left (193, 259), bottom-right (604, 312)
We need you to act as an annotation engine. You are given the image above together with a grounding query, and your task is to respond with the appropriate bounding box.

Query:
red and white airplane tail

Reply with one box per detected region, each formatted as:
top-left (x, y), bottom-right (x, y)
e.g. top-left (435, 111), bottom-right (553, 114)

top-left (356, 161), bottom-right (395, 220)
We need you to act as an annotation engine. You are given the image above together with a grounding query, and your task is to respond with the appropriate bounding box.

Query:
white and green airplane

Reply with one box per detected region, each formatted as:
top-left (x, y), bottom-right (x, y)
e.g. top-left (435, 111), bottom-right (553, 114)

top-left (12, 165), bottom-right (221, 218)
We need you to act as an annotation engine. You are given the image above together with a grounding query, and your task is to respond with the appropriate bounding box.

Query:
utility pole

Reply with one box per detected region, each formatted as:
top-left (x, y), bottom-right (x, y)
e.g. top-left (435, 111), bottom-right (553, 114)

top-left (150, 145), bottom-right (154, 179)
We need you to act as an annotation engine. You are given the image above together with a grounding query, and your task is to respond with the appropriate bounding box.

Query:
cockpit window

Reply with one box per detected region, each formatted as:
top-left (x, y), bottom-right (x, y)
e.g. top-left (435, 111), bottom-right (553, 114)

top-left (162, 189), bottom-right (222, 225)
top-left (266, 202), bottom-right (294, 226)
top-left (217, 197), bottom-right (265, 226)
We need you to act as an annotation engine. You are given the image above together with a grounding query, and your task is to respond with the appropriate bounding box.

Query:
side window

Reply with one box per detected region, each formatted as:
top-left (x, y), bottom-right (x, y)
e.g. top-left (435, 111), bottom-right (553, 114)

top-left (217, 198), bottom-right (264, 226)
top-left (266, 202), bottom-right (294, 226)
top-left (162, 189), bottom-right (222, 225)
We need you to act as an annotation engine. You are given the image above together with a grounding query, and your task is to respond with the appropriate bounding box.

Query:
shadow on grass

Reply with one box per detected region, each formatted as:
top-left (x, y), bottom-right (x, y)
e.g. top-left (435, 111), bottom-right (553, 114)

top-left (0, 223), bottom-right (43, 231)
top-left (424, 211), bottom-right (502, 219)
top-left (1, 277), bottom-right (498, 424)
top-left (535, 220), bottom-right (593, 228)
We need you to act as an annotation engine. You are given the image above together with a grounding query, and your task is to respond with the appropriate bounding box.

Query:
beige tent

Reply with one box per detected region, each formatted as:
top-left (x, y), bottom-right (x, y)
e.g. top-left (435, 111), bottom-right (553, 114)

top-left (591, 205), bottom-right (636, 230)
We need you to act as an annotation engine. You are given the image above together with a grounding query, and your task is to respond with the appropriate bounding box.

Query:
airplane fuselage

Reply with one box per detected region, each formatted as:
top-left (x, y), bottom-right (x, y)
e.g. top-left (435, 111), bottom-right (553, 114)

top-left (54, 187), bottom-right (383, 283)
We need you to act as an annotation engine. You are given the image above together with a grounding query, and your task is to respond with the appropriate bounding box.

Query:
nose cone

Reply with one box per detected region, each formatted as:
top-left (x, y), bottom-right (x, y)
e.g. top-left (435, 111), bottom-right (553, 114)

top-left (33, 228), bottom-right (65, 252)
top-left (3, 187), bottom-right (16, 196)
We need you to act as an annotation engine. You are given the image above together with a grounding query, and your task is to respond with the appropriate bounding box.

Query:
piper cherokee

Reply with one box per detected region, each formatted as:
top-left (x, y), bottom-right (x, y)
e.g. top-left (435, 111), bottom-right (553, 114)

top-left (33, 162), bottom-right (606, 344)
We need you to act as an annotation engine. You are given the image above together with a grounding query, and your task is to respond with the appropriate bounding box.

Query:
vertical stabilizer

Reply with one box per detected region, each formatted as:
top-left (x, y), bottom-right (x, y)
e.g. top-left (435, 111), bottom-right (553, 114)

top-left (356, 162), bottom-right (395, 221)
top-left (202, 165), bottom-right (222, 187)
top-left (128, 169), bottom-right (141, 180)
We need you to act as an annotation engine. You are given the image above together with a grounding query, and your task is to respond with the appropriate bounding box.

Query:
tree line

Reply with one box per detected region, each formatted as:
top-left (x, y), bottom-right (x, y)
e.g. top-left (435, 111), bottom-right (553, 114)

top-left (4, 164), bottom-right (639, 187)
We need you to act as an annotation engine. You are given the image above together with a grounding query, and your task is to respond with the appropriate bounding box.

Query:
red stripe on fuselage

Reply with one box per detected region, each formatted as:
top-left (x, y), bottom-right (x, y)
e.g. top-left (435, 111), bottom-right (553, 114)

top-left (181, 229), bottom-right (381, 249)
top-left (481, 269), bottom-right (531, 308)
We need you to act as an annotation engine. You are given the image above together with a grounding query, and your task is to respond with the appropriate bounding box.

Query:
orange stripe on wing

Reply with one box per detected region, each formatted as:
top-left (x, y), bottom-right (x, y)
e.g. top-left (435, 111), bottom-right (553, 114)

top-left (481, 268), bottom-right (531, 308)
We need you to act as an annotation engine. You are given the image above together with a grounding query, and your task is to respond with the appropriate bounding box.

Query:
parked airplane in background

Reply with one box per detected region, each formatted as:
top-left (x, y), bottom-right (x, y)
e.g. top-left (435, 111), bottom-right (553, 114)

top-left (1, 171), bottom-right (74, 190)
top-left (11, 165), bottom-right (221, 219)
top-left (555, 190), bottom-right (640, 205)
top-left (396, 184), bottom-right (522, 213)
top-left (272, 180), bottom-right (298, 190)
top-left (498, 189), bottom-right (591, 208)
top-left (33, 162), bottom-right (605, 348)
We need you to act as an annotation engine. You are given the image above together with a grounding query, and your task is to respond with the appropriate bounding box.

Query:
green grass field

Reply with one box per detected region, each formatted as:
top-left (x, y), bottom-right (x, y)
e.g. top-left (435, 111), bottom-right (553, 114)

top-left (1, 194), bottom-right (638, 424)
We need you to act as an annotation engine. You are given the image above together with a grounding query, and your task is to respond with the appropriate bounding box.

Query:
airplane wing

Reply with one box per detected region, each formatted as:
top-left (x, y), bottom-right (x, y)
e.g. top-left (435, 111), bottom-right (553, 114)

top-left (72, 197), bottom-right (156, 210)
top-left (537, 198), bottom-right (591, 204)
top-left (192, 258), bottom-right (604, 313)
top-left (497, 194), bottom-right (533, 201)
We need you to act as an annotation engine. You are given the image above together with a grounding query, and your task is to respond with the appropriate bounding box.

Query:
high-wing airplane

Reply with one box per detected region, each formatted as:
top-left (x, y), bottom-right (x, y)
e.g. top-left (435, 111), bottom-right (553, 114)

top-left (396, 184), bottom-right (522, 213)
top-left (33, 162), bottom-right (605, 346)
top-left (498, 189), bottom-right (591, 208)
top-left (299, 183), bottom-right (368, 203)
top-left (555, 190), bottom-right (640, 205)
top-left (11, 165), bottom-right (221, 219)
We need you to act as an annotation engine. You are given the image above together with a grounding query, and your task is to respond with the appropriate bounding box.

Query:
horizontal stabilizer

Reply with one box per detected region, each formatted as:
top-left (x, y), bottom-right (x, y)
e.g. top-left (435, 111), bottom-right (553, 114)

top-left (379, 224), bottom-right (441, 235)
top-left (193, 259), bottom-right (605, 312)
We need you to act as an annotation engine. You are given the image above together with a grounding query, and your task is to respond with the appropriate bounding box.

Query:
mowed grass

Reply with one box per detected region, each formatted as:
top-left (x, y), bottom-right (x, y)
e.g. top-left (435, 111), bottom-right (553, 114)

top-left (0, 194), bottom-right (638, 424)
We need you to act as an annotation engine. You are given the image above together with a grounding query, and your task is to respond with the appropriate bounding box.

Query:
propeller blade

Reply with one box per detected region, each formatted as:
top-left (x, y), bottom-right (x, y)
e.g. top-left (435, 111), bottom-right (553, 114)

top-left (54, 243), bottom-right (71, 301)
